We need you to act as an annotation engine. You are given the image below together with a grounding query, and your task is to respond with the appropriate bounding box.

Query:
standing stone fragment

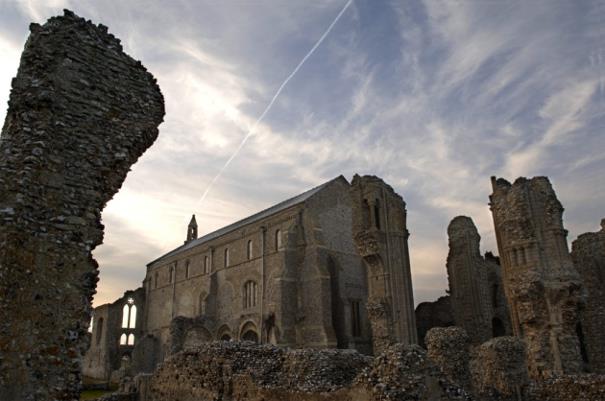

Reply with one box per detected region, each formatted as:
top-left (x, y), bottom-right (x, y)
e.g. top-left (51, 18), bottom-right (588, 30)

top-left (0, 10), bottom-right (164, 401)
top-left (571, 219), bottom-right (605, 373)
top-left (489, 176), bottom-right (584, 379)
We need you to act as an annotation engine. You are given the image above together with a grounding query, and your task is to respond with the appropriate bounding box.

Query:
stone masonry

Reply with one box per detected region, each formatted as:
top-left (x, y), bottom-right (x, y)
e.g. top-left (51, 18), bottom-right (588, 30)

top-left (446, 216), bottom-right (510, 344)
top-left (0, 10), bottom-right (164, 401)
top-left (415, 295), bottom-right (454, 348)
top-left (571, 218), bottom-right (605, 373)
top-left (489, 176), bottom-right (584, 379)
top-left (350, 174), bottom-right (418, 353)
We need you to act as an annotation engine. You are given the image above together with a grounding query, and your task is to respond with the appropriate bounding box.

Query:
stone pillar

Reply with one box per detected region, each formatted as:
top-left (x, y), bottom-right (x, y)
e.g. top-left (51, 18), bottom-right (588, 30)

top-left (350, 175), bottom-right (417, 354)
top-left (489, 176), bottom-right (584, 378)
top-left (571, 219), bottom-right (605, 373)
top-left (0, 10), bottom-right (164, 400)
top-left (447, 216), bottom-right (494, 344)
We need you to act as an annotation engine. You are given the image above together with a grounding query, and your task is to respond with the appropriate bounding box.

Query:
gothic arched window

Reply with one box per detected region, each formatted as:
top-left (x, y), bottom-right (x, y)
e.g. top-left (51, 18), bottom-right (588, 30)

top-left (122, 298), bottom-right (137, 329)
top-left (119, 333), bottom-right (127, 345)
top-left (275, 229), bottom-right (282, 250)
top-left (127, 334), bottom-right (135, 346)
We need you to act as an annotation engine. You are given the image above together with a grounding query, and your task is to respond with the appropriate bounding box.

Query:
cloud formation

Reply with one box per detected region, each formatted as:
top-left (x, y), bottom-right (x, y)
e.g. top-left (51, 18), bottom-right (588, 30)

top-left (0, 1), bottom-right (603, 307)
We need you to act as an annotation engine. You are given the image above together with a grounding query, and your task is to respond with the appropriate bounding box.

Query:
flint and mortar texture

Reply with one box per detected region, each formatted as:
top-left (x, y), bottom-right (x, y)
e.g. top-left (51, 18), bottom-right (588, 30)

top-left (350, 175), bottom-right (417, 354)
top-left (489, 176), bottom-right (584, 379)
top-left (470, 336), bottom-right (528, 401)
top-left (146, 341), bottom-right (472, 401)
top-left (425, 327), bottom-right (472, 391)
top-left (446, 216), bottom-right (511, 344)
top-left (571, 219), bottom-right (605, 373)
top-left (0, 10), bottom-right (164, 401)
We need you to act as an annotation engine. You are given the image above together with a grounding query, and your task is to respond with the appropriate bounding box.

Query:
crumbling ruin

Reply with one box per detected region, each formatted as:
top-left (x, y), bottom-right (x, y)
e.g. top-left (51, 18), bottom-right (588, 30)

top-left (571, 219), bottom-right (605, 373)
top-left (489, 176), bottom-right (584, 378)
top-left (0, 10), bottom-right (164, 400)
top-left (350, 175), bottom-right (417, 353)
top-left (446, 216), bottom-right (510, 344)
top-left (146, 341), bottom-right (471, 401)
top-left (415, 295), bottom-right (454, 347)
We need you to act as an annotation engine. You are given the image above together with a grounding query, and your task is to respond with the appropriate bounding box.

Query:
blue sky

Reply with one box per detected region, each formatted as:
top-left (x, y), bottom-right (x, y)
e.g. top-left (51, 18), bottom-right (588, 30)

top-left (1, 0), bottom-right (603, 307)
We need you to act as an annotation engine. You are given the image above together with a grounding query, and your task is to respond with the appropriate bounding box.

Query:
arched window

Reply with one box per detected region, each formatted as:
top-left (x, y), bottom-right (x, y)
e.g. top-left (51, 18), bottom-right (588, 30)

top-left (119, 333), bottom-right (127, 345)
top-left (122, 298), bottom-right (137, 329)
top-left (247, 240), bottom-right (253, 260)
top-left (374, 200), bottom-right (381, 230)
top-left (96, 318), bottom-right (104, 345)
top-left (185, 260), bottom-right (190, 278)
top-left (224, 248), bottom-right (230, 267)
top-left (168, 265), bottom-right (174, 283)
top-left (122, 304), bottom-right (129, 328)
top-left (275, 229), bottom-right (282, 250)
top-left (204, 256), bottom-right (209, 274)
top-left (127, 334), bottom-right (135, 346)
top-left (243, 281), bottom-right (258, 309)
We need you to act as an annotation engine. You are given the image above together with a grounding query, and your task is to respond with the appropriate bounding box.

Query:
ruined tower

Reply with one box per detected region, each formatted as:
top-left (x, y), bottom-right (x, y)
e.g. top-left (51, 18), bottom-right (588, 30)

top-left (0, 11), bottom-right (164, 400)
top-left (185, 214), bottom-right (198, 243)
top-left (350, 175), bottom-right (417, 353)
top-left (489, 176), bottom-right (584, 378)
top-left (571, 219), bottom-right (605, 373)
top-left (446, 216), bottom-right (510, 344)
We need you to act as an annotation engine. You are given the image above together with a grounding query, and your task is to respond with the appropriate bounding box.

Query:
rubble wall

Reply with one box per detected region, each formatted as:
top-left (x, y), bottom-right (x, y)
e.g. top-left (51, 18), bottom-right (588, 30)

top-left (415, 295), bottom-right (454, 348)
top-left (489, 176), bottom-right (584, 378)
top-left (0, 10), bottom-right (164, 400)
top-left (146, 342), bottom-right (472, 401)
top-left (425, 326), bottom-right (472, 391)
top-left (571, 220), bottom-right (605, 373)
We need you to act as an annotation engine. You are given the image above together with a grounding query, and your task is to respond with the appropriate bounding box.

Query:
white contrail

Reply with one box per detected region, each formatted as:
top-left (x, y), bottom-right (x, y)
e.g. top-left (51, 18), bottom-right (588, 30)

top-left (195, 0), bottom-right (353, 208)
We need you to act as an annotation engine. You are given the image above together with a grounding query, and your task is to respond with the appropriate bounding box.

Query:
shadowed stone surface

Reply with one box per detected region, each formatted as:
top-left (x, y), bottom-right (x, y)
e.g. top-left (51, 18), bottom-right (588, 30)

top-left (446, 216), bottom-right (511, 344)
top-left (350, 174), bottom-right (417, 354)
top-left (415, 295), bottom-right (454, 348)
top-left (571, 219), bottom-right (605, 373)
top-left (489, 176), bottom-right (584, 379)
top-left (0, 10), bottom-right (164, 401)
top-left (146, 341), bottom-right (472, 401)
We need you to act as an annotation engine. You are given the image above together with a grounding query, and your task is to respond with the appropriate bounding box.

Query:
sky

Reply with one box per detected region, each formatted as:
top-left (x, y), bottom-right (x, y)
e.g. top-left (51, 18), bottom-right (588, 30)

top-left (0, 0), bottom-right (604, 308)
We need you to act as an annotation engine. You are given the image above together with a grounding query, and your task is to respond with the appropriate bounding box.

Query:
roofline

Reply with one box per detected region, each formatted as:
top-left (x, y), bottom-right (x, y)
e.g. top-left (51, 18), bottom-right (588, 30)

top-left (146, 175), bottom-right (348, 268)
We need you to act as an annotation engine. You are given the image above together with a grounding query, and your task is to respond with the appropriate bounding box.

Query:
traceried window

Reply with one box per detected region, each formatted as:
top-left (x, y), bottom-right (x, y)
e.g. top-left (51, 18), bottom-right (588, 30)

top-left (224, 248), bottom-right (230, 267)
top-left (121, 298), bottom-right (137, 329)
top-left (247, 240), bottom-right (253, 260)
top-left (243, 281), bottom-right (258, 309)
top-left (275, 229), bottom-right (282, 250)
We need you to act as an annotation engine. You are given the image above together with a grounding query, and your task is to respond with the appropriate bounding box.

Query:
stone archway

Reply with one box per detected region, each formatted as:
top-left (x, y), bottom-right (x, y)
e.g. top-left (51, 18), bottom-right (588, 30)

top-left (240, 321), bottom-right (259, 343)
top-left (217, 324), bottom-right (232, 341)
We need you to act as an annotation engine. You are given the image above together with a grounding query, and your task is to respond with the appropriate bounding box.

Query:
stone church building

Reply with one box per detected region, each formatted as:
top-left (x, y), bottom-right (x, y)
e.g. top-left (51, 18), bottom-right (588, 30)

top-left (84, 175), bottom-right (417, 382)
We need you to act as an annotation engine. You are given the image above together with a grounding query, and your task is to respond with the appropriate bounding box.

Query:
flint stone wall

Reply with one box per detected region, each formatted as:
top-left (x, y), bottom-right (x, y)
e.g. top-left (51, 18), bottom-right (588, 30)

top-left (0, 9), bottom-right (164, 400)
top-left (146, 341), bottom-right (472, 401)
top-left (527, 374), bottom-right (605, 401)
top-left (470, 337), bottom-right (528, 401)
top-left (425, 326), bottom-right (472, 391)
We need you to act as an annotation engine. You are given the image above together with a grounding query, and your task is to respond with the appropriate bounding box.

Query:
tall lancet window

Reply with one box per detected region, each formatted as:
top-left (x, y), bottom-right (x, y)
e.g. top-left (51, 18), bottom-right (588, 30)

top-left (122, 298), bottom-right (137, 329)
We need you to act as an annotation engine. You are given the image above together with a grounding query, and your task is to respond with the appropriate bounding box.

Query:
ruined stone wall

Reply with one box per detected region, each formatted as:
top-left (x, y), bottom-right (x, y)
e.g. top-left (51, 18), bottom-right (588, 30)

top-left (571, 219), bottom-right (605, 373)
top-left (527, 374), bottom-right (605, 401)
top-left (425, 326), bottom-right (472, 391)
top-left (470, 337), bottom-right (529, 401)
top-left (489, 176), bottom-right (584, 379)
top-left (446, 217), bottom-right (499, 344)
top-left (0, 10), bottom-right (164, 400)
top-left (415, 295), bottom-right (454, 348)
top-left (145, 342), bottom-right (471, 401)
top-left (350, 175), bottom-right (417, 354)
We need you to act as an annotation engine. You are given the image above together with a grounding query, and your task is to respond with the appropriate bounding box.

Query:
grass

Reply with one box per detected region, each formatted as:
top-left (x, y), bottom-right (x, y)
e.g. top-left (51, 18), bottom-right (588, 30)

top-left (80, 389), bottom-right (112, 400)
